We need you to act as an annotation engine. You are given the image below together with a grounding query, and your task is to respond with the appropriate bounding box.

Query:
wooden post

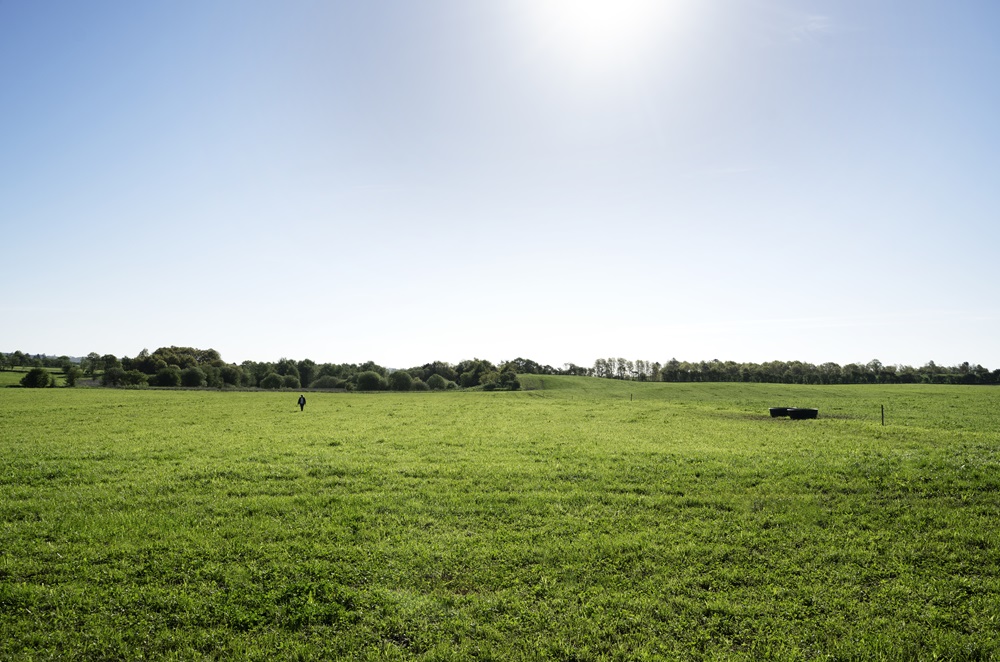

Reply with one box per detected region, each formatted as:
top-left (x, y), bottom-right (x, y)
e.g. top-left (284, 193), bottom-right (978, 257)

top-left (881, 405), bottom-right (885, 426)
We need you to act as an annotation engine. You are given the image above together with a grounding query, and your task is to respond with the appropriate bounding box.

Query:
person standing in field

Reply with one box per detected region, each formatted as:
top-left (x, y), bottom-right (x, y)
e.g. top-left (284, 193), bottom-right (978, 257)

top-left (298, 394), bottom-right (306, 412)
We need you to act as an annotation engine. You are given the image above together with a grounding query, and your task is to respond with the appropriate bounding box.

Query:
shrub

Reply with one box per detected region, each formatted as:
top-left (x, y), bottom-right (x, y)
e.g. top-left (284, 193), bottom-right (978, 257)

top-left (102, 367), bottom-right (127, 387)
top-left (20, 367), bottom-right (53, 388)
top-left (426, 373), bottom-right (447, 390)
top-left (388, 370), bottom-right (413, 392)
top-left (260, 373), bottom-right (284, 390)
top-left (282, 375), bottom-right (301, 389)
top-left (152, 366), bottom-right (182, 387)
top-left (356, 371), bottom-right (387, 391)
top-left (181, 367), bottom-right (207, 387)
top-left (310, 375), bottom-right (345, 389)
top-left (411, 379), bottom-right (430, 391)
top-left (498, 370), bottom-right (521, 391)
top-left (220, 365), bottom-right (244, 387)
top-left (63, 366), bottom-right (83, 387)
top-left (122, 370), bottom-right (148, 386)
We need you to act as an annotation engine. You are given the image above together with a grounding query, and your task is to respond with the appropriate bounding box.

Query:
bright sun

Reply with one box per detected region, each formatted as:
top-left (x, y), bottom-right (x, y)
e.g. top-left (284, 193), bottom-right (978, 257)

top-left (514, 0), bottom-right (693, 79)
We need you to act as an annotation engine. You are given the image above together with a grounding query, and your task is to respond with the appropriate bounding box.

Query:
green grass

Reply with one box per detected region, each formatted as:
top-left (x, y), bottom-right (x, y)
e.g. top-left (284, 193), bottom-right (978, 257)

top-left (2, 379), bottom-right (999, 659)
top-left (0, 367), bottom-right (66, 387)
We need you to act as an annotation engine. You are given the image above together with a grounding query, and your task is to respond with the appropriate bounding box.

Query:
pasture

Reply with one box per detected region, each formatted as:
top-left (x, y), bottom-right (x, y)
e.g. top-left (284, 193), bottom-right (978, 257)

top-left (0, 367), bottom-right (65, 388)
top-left (1, 378), bottom-right (998, 659)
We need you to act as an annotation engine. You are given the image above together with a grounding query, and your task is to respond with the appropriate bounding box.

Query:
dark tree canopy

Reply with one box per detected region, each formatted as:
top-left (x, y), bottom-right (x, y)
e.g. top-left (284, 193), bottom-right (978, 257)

top-left (21, 367), bottom-right (54, 388)
top-left (388, 370), bottom-right (413, 392)
top-left (356, 371), bottom-right (387, 391)
top-left (10, 345), bottom-right (996, 391)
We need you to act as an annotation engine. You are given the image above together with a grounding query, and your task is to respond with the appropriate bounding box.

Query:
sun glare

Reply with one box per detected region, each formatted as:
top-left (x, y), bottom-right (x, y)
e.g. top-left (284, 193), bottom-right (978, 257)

top-left (514, 0), bottom-right (693, 79)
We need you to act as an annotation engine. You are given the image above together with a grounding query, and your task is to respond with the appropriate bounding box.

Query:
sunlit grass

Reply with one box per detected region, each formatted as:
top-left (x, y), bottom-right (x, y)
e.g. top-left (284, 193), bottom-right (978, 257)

top-left (2, 381), bottom-right (999, 659)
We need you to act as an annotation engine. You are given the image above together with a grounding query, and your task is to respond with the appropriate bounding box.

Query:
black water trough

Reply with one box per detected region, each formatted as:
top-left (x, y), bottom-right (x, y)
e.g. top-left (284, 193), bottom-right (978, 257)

top-left (769, 407), bottom-right (792, 417)
top-left (787, 408), bottom-right (819, 420)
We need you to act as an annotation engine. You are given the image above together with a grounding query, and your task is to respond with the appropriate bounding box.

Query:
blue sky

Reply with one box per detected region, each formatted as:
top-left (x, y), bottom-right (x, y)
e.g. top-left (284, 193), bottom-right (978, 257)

top-left (3, 1), bottom-right (998, 369)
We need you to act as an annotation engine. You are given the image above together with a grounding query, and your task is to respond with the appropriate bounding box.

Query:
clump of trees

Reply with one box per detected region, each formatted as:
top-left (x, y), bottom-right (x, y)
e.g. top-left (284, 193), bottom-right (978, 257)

top-left (20, 367), bottom-right (55, 388)
top-left (582, 357), bottom-right (1000, 385)
top-left (5, 348), bottom-right (996, 389)
top-left (2, 347), bottom-right (525, 391)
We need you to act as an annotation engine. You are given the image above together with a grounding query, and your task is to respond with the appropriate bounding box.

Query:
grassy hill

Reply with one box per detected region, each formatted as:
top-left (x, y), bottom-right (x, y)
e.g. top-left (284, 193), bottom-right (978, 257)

top-left (1, 379), bottom-right (998, 659)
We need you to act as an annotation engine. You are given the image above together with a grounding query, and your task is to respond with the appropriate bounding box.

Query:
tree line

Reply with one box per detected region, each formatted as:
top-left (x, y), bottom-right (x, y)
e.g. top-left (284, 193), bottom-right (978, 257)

top-left (1, 347), bottom-right (521, 391)
top-left (4, 349), bottom-right (997, 388)
top-left (574, 357), bottom-right (1000, 385)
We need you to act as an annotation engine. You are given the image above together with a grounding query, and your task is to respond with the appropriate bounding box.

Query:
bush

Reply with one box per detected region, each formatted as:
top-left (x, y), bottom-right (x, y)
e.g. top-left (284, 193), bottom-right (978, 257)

top-left (498, 370), bottom-right (521, 391)
top-left (260, 373), bottom-right (284, 390)
top-left (102, 367), bottom-right (127, 387)
top-left (63, 366), bottom-right (82, 387)
top-left (181, 367), bottom-right (207, 387)
top-left (388, 370), bottom-right (413, 391)
top-left (411, 379), bottom-right (430, 391)
top-left (152, 366), bottom-right (182, 387)
top-left (20, 367), bottom-right (53, 388)
top-left (426, 373), bottom-right (447, 390)
top-left (282, 374), bottom-right (301, 389)
top-left (122, 370), bottom-right (148, 386)
top-left (356, 370), bottom-right (387, 391)
top-left (310, 375), bottom-right (345, 389)
top-left (220, 365), bottom-right (244, 387)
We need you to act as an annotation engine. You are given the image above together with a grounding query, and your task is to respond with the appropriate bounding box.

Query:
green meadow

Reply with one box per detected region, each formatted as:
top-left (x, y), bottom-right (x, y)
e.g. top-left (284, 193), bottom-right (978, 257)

top-left (0, 367), bottom-right (64, 388)
top-left (2, 378), bottom-right (999, 660)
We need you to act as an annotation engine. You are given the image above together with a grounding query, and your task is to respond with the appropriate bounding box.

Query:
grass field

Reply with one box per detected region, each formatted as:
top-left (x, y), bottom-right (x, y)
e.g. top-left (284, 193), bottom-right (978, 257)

top-left (0, 367), bottom-right (65, 388)
top-left (2, 378), bottom-right (999, 659)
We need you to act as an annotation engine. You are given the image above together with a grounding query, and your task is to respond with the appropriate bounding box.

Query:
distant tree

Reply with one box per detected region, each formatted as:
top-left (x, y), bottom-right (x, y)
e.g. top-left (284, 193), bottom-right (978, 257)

top-left (152, 366), bottom-right (182, 387)
top-left (316, 363), bottom-right (349, 380)
top-left (356, 371), bottom-right (387, 391)
top-left (357, 360), bottom-right (388, 376)
top-left (150, 347), bottom-right (198, 369)
top-left (482, 368), bottom-right (520, 391)
top-left (129, 348), bottom-right (155, 374)
top-left (241, 361), bottom-right (273, 387)
top-left (275, 358), bottom-right (300, 379)
top-left (388, 370), bottom-right (413, 392)
top-left (310, 375), bottom-right (346, 389)
top-left (196, 348), bottom-right (223, 366)
top-left (281, 374), bottom-right (301, 389)
top-left (102, 367), bottom-right (127, 387)
top-left (297, 359), bottom-right (317, 389)
top-left (411, 379), bottom-right (430, 391)
top-left (82, 352), bottom-right (102, 378)
top-left (20, 367), bottom-right (53, 388)
top-left (202, 365), bottom-right (223, 388)
top-left (504, 357), bottom-right (547, 374)
top-left (181, 367), bottom-right (207, 387)
top-left (498, 369), bottom-right (520, 391)
top-left (426, 373), bottom-right (448, 391)
top-left (220, 365), bottom-right (245, 387)
top-left (63, 365), bottom-right (83, 387)
top-left (122, 370), bottom-right (148, 386)
top-left (260, 373), bottom-right (284, 390)
top-left (480, 371), bottom-right (499, 390)
top-left (456, 358), bottom-right (497, 387)
top-left (413, 361), bottom-right (458, 383)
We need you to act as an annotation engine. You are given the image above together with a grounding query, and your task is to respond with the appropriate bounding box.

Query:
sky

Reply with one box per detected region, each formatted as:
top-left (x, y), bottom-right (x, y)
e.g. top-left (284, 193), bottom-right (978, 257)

top-left (2, 1), bottom-right (998, 370)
